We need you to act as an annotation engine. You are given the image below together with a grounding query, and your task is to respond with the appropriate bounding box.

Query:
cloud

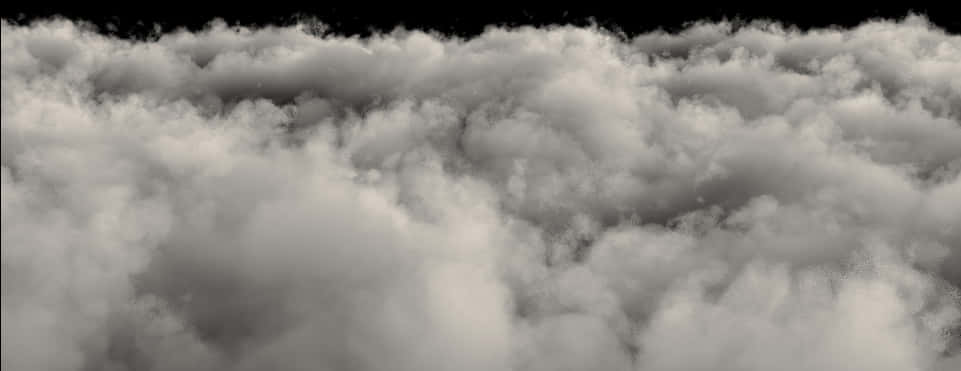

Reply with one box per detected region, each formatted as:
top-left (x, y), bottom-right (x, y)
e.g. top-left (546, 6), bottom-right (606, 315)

top-left (2, 14), bottom-right (960, 371)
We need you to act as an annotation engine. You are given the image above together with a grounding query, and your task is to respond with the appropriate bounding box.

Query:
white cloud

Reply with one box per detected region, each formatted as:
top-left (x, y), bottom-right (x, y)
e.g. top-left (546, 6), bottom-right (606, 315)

top-left (2, 15), bottom-right (959, 371)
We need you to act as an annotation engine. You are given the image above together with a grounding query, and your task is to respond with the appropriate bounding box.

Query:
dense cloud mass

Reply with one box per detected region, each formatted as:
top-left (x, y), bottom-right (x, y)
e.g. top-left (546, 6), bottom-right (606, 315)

top-left (2, 15), bottom-right (961, 371)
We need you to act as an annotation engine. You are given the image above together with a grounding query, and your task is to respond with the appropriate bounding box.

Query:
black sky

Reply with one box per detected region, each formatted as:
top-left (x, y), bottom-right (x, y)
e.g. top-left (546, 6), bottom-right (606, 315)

top-left (3, 4), bottom-right (959, 37)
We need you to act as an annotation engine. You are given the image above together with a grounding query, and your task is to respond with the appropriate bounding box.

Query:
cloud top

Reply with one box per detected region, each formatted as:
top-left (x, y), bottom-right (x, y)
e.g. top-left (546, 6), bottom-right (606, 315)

top-left (2, 15), bottom-right (960, 371)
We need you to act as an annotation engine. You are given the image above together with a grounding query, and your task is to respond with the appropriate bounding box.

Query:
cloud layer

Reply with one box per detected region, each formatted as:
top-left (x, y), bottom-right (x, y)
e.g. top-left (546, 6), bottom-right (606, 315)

top-left (2, 15), bottom-right (960, 371)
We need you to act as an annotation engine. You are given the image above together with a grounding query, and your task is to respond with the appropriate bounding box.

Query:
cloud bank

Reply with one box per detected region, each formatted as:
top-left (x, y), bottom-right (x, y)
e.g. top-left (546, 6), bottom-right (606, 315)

top-left (2, 15), bottom-right (960, 371)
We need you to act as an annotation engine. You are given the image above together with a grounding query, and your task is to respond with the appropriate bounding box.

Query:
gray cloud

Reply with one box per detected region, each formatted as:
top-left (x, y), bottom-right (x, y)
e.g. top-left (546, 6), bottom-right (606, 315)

top-left (2, 15), bottom-right (960, 371)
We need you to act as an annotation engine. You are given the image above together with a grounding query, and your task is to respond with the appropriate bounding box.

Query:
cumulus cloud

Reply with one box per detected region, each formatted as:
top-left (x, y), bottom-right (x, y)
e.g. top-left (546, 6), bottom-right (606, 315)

top-left (2, 14), bottom-right (960, 371)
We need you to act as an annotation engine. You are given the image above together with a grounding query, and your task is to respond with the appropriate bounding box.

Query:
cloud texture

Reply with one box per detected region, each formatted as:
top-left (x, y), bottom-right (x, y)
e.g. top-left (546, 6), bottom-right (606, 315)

top-left (2, 15), bottom-right (960, 371)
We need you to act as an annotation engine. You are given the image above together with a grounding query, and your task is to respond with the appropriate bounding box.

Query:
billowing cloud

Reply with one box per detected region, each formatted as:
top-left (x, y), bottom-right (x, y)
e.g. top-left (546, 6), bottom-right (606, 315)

top-left (2, 14), bottom-right (960, 371)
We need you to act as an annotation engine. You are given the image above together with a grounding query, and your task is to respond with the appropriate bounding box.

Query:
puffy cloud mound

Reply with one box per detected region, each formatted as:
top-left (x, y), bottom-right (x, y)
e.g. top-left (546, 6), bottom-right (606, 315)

top-left (2, 15), bottom-right (960, 371)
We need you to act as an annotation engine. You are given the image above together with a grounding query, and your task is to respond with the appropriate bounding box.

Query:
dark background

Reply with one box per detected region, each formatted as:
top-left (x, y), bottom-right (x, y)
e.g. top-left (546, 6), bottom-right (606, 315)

top-left (2, 3), bottom-right (959, 37)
